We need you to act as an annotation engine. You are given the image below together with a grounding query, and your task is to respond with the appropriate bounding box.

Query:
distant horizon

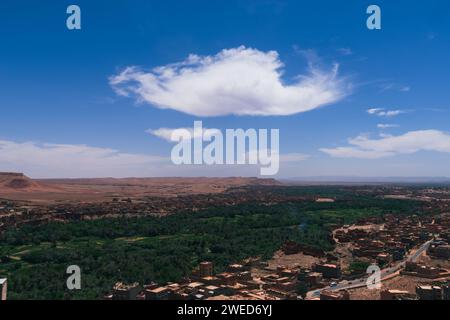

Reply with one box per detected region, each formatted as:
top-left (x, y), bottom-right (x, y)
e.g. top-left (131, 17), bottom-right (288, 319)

top-left (2, 171), bottom-right (450, 184)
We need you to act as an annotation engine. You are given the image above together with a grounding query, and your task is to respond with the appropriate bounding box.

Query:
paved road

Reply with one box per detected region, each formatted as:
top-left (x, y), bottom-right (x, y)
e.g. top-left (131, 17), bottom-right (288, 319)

top-left (306, 240), bottom-right (433, 299)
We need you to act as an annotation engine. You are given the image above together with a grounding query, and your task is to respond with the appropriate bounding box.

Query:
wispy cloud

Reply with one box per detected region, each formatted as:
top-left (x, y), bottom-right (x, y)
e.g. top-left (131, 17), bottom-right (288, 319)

top-left (321, 130), bottom-right (450, 159)
top-left (147, 127), bottom-right (221, 142)
top-left (377, 123), bottom-right (399, 129)
top-left (367, 108), bottom-right (408, 117)
top-left (0, 140), bottom-right (167, 178)
top-left (149, 128), bottom-right (310, 162)
top-left (0, 139), bottom-right (310, 178)
top-left (110, 46), bottom-right (350, 117)
top-left (378, 83), bottom-right (410, 92)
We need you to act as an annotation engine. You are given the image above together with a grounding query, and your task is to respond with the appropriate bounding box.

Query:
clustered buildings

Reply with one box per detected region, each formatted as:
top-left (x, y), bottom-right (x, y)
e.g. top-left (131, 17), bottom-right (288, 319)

top-left (335, 213), bottom-right (450, 270)
top-left (381, 284), bottom-right (450, 300)
top-left (105, 213), bottom-right (450, 301)
top-left (106, 259), bottom-right (303, 301)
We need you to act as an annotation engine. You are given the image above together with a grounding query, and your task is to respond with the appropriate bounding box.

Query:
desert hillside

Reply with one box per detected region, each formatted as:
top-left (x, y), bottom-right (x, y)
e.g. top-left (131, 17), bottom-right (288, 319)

top-left (0, 172), bottom-right (41, 190)
top-left (0, 173), bottom-right (280, 203)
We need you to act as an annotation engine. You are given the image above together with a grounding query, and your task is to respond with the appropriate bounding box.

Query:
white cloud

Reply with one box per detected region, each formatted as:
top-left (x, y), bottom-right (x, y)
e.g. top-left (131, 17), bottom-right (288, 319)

top-left (321, 130), bottom-right (450, 159)
top-left (367, 108), bottom-right (407, 117)
top-left (245, 149), bottom-right (309, 162)
top-left (379, 83), bottom-right (410, 92)
top-left (400, 86), bottom-right (410, 92)
top-left (147, 127), bottom-right (221, 142)
top-left (382, 110), bottom-right (404, 117)
top-left (0, 139), bottom-right (310, 178)
top-left (110, 46), bottom-right (349, 116)
top-left (377, 124), bottom-right (399, 129)
top-left (0, 140), bottom-right (167, 178)
top-left (320, 147), bottom-right (394, 159)
top-left (367, 108), bottom-right (383, 115)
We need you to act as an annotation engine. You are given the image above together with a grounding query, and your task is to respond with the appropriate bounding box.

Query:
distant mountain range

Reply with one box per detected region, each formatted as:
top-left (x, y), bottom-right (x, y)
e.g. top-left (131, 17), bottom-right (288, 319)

top-left (281, 176), bottom-right (450, 185)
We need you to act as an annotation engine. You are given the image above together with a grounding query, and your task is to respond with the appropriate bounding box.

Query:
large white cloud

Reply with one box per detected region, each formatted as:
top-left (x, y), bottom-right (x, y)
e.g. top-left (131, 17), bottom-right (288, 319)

top-left (110, 46), bottom-right (348, 116)
top-left (321, 130), bottom-right (450, 159)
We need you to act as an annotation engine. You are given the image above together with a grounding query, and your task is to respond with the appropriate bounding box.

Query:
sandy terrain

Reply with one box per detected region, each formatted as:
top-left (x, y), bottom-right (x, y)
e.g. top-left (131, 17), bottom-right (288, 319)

top-left (348, 275), bottom-right (445, 300)
top-left (0, 172), bottom-right (280, 203)
top-left (417, 253), bottom-right (450, 269)
top-left (252, 250), bottom-right (322, 277)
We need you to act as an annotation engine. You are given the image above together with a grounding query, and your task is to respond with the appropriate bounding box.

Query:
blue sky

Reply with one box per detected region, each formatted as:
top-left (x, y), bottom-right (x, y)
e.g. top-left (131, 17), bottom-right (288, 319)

top-left (1, 0), bottom-right (450, 178)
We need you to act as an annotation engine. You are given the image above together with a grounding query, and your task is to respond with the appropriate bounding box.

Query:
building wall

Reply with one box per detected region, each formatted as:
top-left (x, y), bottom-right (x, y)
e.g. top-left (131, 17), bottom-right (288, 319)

top-left (0, 279), bottom-right (7, 301)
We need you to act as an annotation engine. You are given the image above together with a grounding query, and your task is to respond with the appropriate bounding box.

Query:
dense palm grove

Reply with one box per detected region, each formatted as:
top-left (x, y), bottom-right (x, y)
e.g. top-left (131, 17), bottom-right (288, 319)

top-left (0, 187), bottom-right (424, 299)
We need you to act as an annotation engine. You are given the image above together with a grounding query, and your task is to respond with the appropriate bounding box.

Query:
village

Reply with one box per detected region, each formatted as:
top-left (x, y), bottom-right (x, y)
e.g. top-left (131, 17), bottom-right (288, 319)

top-left (104, 212), bottom-right (450, 301)
top-left (1, 183), bottom-right (450, 300)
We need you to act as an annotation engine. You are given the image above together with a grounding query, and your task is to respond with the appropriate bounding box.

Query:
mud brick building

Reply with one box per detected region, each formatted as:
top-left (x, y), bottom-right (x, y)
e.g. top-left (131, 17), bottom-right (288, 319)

top-left (416, 285), bottom-right (443, 300)
top-left (110, 282), bottom-right (141, 300)
top-left (0, 278), bottom-right (7, 301)
top-left (320, 290), bottom-right (350, 300)
top-left (199, 261), bottom-right (214, 278)
top-left (313, 263), bottom-right (341, 279)
top-left (380, 289), bottom-right (416, 300)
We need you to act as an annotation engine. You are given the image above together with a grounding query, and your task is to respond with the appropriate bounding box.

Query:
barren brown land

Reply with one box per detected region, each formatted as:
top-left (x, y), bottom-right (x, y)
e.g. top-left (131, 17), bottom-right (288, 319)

top-left (0, 172), bottom-right (280, 204)
top-left (348, 275), bottom-right (437, 300)
top-left (2, 172), bottom-right (449, 300)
